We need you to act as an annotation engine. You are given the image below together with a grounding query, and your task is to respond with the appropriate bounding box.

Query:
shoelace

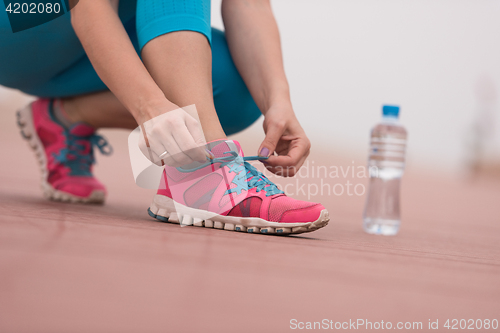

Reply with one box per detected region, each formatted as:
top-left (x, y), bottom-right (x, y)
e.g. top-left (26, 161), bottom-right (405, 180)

top-left (53, 132), bottom-right (112, 176)
top-left (179, 151), bottom-right (283, 197)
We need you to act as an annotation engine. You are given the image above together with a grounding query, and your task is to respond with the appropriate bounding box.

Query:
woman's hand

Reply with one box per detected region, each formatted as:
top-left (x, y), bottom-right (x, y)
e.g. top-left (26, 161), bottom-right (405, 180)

top-left (222, 0), bottom-right (311, 177)
top-left (258, 102), bottom-right (311, 177)
top-left (138, 103), bottom-right (208, 167)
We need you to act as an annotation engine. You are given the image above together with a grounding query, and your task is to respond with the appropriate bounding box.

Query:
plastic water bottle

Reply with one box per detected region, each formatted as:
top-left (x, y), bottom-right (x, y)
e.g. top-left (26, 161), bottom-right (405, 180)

top-left (363, 105), bottom-right (407, 235)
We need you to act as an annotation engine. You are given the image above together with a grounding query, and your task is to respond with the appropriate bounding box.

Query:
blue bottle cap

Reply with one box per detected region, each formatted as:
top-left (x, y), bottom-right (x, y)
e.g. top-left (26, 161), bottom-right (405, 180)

top-left (382, 105), bottom-right (400, 118)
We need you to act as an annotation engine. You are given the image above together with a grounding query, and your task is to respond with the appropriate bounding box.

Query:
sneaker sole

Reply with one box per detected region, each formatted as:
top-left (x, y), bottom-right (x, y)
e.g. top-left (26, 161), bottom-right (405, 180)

top-left (148, 194), bottom-right (329, 235)
top-left (16, 104), bottom-right (106, 204)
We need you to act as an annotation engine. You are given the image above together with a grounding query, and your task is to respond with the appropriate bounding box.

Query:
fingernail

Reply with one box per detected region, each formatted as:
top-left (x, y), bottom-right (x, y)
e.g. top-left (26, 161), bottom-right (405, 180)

top-left (260, 147), bottom-right (270, 157)
top-left (205, 149), bottom-right (215, 160)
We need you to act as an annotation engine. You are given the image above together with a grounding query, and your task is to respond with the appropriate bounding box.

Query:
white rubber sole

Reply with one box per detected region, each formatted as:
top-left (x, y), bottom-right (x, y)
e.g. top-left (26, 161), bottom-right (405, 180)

top-left (148, 194), bottom-right (330, 235)
top-left (16, 104), bottom-right (106, 204)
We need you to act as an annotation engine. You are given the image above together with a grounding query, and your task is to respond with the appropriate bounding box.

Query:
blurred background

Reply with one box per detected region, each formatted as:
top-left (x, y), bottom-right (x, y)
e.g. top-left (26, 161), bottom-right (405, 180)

top-left (1, 2), bottom-right (500, 332)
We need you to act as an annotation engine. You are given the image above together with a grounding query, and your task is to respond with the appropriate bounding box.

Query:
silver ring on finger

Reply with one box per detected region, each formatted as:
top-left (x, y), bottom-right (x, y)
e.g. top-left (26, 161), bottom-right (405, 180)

top-left (159, 151), bottom-right (168, 159)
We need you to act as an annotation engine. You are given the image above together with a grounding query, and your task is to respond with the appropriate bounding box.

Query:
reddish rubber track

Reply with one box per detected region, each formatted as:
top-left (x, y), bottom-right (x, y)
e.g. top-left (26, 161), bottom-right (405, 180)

top-left (1, 112), bottom-right (499, 332)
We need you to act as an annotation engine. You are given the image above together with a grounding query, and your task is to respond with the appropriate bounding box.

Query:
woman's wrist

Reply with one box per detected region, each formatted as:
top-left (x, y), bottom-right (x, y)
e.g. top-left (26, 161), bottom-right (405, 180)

top-left (262, 94), bottom-right (296, 119)
top-left (131, 94), bottom-right (177, 124)
top-left (262, 94), bottom-right (294, 116)
top-left (258, 81), bottom-right (291, 113)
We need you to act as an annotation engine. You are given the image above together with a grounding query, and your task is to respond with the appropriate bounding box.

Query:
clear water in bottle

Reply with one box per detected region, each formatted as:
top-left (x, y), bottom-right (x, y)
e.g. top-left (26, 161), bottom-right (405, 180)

top-left (363, 105), bottom-right (407, 235)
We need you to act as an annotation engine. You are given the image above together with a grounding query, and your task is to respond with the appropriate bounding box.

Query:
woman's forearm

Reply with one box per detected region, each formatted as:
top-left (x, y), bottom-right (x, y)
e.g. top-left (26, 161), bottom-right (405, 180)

top-left (70, 0), bottom-right (171, 122)
top-left (221, 0), bottom-right (291, 113)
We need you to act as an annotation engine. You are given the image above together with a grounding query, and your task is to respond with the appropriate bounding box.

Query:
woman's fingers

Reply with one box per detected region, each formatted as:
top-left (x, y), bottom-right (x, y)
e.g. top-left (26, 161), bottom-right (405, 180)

top-left (258, 120), bottom-right (286, 158)
top-left (265, 153), bottom-right (309, 177)
top-left (183, 114), bottom-right (208, 161)
top-left (265, 139), bottom-right (308, 167)
top-left (262, 139), bottom-right (310, 177)
top-left (172, 123), bottom-right (207, 163)
top-left (137, 107), bottom-right (208, 167)
top-left (138, 134), bottom-right (175, 166)
top-left (257, 107), bottom-right (312, 177)
top-left (159, 130), bottom-right (193, 166)
top-left (185, 113), bottom-right (207, 147)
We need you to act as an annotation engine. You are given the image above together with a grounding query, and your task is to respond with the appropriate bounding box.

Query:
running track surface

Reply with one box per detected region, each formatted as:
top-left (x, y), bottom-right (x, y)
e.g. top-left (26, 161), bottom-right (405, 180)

top-left (1, 99), bottom-right (499, 333)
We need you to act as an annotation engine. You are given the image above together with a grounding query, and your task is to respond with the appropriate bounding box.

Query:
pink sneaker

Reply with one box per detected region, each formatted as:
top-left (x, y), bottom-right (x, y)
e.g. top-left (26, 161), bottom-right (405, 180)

top-left (148, 140), bottom-right (329, 235)
top-left (17, 98), bottom-right (111, 204)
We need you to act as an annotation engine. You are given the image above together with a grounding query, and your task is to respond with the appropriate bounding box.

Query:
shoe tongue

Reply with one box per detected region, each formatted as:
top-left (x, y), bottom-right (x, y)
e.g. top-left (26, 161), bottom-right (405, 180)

top-left (69, 123), bottom-right (95, 137)
top-left (207, 140), bottom-right (244, 158)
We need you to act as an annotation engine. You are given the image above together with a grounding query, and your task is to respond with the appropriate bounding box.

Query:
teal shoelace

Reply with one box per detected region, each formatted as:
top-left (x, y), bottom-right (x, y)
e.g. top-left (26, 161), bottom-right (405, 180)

top-left (179, 151), bottom-right (283, 197)
top-left (53, 132), bottom-right (112, 176)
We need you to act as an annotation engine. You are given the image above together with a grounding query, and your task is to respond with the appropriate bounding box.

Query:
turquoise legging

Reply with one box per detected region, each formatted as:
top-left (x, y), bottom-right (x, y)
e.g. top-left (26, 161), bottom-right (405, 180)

top-left (0, 0), bottom-right (261, 135)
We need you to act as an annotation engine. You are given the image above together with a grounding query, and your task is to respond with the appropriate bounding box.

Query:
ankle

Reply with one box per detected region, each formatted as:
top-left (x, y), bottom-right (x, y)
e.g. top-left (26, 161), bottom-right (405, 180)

top-left (205, 132), bottom-right (227, 142)
top-left (200, 121), bottom-right (227, 142)
top-left (59, 98), bottom-right (85, 125)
